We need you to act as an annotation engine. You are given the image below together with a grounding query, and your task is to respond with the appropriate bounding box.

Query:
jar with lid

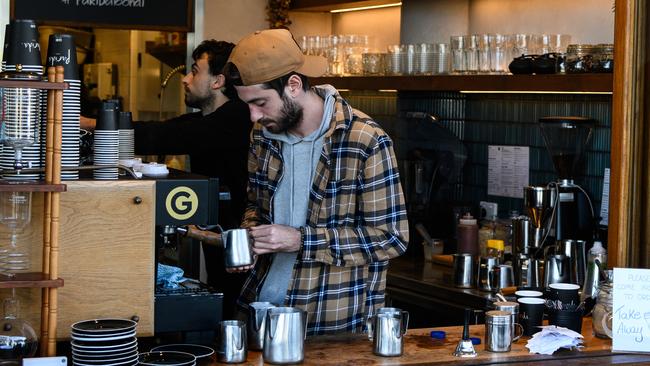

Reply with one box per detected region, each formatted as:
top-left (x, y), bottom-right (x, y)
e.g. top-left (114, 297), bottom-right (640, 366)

top-left (592, 281), bottom-right (613, 339)
top-left (593, 43), bottom-right (614, 73)
top-left (565, 44), bottom-right (597, 73)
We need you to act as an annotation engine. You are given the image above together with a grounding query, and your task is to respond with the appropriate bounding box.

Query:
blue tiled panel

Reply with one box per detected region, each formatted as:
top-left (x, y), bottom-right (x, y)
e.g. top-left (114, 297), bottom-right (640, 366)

top-left (337, 89), bottom-right (611, 221)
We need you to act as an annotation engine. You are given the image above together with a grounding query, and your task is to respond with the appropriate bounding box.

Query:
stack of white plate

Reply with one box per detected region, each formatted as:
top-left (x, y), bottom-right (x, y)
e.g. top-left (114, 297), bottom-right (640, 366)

top-left (70, 318), bottom-right (138, 366)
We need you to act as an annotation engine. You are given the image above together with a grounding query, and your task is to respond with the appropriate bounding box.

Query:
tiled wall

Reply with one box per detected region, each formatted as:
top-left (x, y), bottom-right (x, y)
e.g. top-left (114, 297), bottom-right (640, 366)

top-left (337, 89), bottom-right (611, 221)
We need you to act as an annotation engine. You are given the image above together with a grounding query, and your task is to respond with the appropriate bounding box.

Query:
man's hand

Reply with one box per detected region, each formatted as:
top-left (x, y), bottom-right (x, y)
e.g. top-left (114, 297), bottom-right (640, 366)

top-left (249, 224), bottom-right (301, 255)
top-left (226, 255), bottom-right (257, 273)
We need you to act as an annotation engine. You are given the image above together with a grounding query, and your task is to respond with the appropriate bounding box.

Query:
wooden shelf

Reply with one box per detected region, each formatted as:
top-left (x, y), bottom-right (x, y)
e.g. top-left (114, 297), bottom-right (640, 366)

top-left (291, 0), bottom-right (397, 11)
top-left (309, 73), bottom-right (613, 93)
top-left (0, 79), bottom-right (68, 90)
top-left (0, 272), bottom-right (64, 288)
top-left (0, 181), bottom-right (67, 192)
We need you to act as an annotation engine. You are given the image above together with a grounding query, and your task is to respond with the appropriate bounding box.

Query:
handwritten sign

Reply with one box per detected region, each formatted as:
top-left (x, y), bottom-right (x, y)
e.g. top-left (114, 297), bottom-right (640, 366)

top-left (11, 0), bottom-right (193, 31)
top-left (612, 268), bottom-right (650, 352)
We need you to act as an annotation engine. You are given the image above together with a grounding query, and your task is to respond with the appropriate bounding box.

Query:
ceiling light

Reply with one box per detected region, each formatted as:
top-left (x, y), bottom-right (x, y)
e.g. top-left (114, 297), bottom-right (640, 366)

top-left (330, 2), bottom-right (401, 13)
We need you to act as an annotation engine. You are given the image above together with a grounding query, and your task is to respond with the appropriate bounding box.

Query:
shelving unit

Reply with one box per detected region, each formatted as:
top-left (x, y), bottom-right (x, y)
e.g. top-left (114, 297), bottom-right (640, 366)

top-left (310, 74), bottom-right (613, 93)
top-left (0, 67), bottom-right (67, 356)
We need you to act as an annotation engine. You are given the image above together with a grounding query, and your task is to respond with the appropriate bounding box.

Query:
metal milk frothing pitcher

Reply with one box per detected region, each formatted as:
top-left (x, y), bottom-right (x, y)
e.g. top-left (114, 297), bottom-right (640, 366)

top-left (263, 307), bottom-right (307, 364)
top-left (248, 302), bottom-right (275, 351)
top-left (221, 228), bottom-right (254, 268)
top-left (367, 307), bottom-right (410, 357)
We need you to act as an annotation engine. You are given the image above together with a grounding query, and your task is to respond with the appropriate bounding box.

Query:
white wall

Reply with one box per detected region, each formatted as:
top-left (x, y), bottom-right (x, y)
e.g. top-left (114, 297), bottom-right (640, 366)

top-left (201, 0), bottom-right (267, 44)
top-left (401, 0), bottom-right (614, 45)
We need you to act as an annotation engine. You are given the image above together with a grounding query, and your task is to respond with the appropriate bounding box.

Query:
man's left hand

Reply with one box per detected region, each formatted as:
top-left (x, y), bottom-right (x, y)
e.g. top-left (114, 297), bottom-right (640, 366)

top-left (249, 224), bottom-right (301, 254)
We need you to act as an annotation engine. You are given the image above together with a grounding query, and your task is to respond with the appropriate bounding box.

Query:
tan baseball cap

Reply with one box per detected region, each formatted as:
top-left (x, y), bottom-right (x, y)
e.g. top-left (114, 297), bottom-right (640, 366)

top-left (228, 29), bottom-right (328, 86)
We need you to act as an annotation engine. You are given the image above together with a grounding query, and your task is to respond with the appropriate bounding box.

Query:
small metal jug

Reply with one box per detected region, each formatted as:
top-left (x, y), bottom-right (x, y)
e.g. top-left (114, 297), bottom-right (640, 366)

top-left (263, 307), bottom-right (307, 364)
top-left (217, 320), bottom-right (247, 363)
top-left (367, 307), bottom-right (410, 357)
top-left (222, 228), bottom-right (254, 268)
top-left (247, 301), bottom-right (275, 351)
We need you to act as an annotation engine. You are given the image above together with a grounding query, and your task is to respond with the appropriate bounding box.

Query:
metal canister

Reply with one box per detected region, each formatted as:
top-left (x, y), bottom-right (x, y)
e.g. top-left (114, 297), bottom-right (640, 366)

top-left (493, 301), bottom-right (519, 339)
top-left (452, 253), bottom-right (475, 288)
top-left (485, 310), bottom-right (514, 352)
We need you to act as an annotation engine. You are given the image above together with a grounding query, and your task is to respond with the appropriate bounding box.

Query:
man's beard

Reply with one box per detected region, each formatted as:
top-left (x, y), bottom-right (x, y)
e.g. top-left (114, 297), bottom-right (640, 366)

top-left (259, 94), bottom-right (303, 134)
top-left (184, 91), bottom-right (211, 110)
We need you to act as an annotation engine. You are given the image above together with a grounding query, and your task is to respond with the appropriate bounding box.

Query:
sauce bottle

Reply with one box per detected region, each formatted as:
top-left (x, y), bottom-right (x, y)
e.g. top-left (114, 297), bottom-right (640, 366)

top-left (457, 213), bottom-right (478, 256)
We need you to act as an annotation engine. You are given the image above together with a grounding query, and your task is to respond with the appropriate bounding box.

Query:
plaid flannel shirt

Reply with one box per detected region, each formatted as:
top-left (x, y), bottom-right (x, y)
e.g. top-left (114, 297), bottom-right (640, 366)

top-left (236, 86), bottom-right (409, 335)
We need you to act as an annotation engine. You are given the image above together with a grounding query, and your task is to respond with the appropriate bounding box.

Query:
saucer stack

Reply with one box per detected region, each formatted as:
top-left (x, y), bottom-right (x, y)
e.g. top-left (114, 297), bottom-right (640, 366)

top-left (70, 318), bottom-right (139, 366)
top-left (93, 101), bottom-right (119, 180)
top-left (1, 19), bottom-right (43, 180)
top-left (44, 33), bottom-right (81, 180)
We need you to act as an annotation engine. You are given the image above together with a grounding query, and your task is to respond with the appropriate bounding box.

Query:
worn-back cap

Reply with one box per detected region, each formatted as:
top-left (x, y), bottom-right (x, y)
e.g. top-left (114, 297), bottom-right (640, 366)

top-left (228, 29), bottom-right (327, 86)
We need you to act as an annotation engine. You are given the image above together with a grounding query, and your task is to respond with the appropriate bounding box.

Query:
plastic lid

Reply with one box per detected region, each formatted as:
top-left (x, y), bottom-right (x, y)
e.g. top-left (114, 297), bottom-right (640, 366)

top-left (459, 213), bottom-right (477, 225)
top-left (140, 162), bottom-right (169, 177)
top-left (430, 330), bottom-right (446, 339)
top-left (487, 239), bottom-right (505, 251)
top-left (470, 337), bottom-right (481, 345)
top-left (590, 241), bottom-right (606, 254)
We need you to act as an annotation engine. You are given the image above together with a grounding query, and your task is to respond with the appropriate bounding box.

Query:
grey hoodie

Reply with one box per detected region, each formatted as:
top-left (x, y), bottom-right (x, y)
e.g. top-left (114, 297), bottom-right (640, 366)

top-left (257, 86), bottom-right (336, 305)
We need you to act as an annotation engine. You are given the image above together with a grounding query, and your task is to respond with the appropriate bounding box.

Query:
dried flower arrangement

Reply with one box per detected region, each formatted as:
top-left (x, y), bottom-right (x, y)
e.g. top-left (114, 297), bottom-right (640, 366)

top-left (267, 0), bottom-right (292, 29)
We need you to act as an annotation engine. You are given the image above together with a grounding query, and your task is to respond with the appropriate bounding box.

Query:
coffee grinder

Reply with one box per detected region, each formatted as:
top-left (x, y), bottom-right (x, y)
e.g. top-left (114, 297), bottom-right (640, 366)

top-left (539, 117), bottom-right (596, 242)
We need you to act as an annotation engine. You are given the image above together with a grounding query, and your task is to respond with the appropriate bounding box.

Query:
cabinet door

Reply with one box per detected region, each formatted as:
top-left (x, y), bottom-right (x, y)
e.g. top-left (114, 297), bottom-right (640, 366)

top-left (1, 180), bottom-right (156, 338)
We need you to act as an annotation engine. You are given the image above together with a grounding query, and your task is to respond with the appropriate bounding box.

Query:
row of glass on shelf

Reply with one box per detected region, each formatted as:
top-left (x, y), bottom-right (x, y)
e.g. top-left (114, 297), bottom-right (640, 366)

top-left (299, 33), bottom-right (612, 76)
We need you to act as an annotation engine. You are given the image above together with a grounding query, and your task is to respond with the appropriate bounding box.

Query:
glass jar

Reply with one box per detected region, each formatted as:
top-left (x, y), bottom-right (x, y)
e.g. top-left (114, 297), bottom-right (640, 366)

top-left (0, 297), bottom-right (38, 363)
top-left (592, 281), bottom-right (613, 339)
top-left (565, 44), bottom-right (597, 73)
top-left (593, 43), bottom-right (614, 73)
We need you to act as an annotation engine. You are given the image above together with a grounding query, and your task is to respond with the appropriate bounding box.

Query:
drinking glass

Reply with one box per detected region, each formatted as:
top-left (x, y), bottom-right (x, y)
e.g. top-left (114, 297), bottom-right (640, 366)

top-left (0, 191), bottom-right (32, 275)
top-left (490, 34), bottom-right (509, 73)
top-left (450, 36), bottom-right (465, 74)
top-left (477, 34), bottom-right (491, 73)
top-left (463, 35), bottom-right (479, 74)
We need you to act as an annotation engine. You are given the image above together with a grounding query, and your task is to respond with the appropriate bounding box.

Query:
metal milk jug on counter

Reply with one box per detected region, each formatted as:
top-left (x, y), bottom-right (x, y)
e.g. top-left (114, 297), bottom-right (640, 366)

top-left (367, 307), bottom-right (410, 357)
top-left (248, 301), bottom-right (275, 350)
top-left (263, 307), bottom-right (307, 364)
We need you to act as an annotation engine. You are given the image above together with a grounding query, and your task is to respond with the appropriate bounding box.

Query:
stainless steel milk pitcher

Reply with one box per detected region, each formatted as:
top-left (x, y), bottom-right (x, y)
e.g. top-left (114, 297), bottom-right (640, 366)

top-left (367, 307), bottom-right (410, 357)
top-left (263, 306), bottom-right (307, 364)
top-left (248, 301), bottom-right (275, 351)
top-left (222, 228), bottom-right (254, 268)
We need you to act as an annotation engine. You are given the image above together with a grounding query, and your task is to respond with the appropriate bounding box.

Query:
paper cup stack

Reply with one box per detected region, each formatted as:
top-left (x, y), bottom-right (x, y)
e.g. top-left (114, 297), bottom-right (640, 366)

top-left (1, 19), bottom-right (43, 180)
top-left (44, 33), bottom-right (81, 180)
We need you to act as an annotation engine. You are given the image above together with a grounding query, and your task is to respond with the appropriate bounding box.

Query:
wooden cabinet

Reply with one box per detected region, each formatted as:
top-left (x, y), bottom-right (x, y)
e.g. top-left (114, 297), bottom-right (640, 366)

top-left (2, 180), bottom-right (156, 339)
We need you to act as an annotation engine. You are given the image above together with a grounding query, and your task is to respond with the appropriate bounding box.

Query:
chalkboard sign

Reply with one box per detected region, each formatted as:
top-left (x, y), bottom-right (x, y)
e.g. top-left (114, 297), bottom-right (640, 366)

top-left (11, 0), bottom-right (193, 31)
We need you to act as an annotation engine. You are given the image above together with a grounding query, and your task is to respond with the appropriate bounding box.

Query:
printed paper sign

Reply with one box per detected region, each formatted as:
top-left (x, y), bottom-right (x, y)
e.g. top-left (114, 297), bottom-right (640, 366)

top-left (612, 268), bottom-right (650, 352)
top-left (487, 145), bottom-right (529, 198)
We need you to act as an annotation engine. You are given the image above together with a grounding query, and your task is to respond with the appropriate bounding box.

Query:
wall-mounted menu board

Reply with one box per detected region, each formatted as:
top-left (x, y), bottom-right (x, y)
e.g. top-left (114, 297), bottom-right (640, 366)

top-left (11, 0), bottom-right (193, 31)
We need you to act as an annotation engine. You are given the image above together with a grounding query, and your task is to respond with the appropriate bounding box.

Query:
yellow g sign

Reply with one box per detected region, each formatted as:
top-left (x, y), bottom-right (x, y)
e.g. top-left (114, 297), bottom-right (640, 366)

top-left (165, 186), bottom-right (198, 220)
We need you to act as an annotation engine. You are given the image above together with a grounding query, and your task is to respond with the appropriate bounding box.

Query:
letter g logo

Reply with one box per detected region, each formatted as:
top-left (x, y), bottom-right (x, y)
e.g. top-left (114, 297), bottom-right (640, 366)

top-left (165, 186), bottom-right (198, 220)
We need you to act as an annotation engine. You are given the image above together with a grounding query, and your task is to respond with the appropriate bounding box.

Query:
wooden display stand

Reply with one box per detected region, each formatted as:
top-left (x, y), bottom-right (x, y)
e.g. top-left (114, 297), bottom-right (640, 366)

top-left (0, 66), bottom-right (68, 356)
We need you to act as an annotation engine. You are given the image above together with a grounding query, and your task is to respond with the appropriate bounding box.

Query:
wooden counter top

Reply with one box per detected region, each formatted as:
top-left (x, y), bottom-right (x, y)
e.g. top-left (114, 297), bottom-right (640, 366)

top-left (204, 318), bottom-right (650, 365)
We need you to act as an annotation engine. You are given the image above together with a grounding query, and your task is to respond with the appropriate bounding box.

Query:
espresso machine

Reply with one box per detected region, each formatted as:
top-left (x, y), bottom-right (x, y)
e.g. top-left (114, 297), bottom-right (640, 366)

top-left (152, 170), bottom-right (223, 338)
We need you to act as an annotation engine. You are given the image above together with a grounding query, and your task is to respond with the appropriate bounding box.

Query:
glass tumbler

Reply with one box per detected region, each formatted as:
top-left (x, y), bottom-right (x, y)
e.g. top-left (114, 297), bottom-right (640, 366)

top-left (490, 34), bottom-right (509, 73)
top-left (477, 34), bottom-right (491, 73)
top-left (463, 35), bottom-right (479, 74)
top-left (450, 36), bottom-right (465, 74)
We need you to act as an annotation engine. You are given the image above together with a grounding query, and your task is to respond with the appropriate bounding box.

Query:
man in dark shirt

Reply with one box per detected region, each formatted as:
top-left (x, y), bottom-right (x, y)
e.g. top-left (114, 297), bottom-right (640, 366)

top-left (83, 40), bottom-right (251, 317)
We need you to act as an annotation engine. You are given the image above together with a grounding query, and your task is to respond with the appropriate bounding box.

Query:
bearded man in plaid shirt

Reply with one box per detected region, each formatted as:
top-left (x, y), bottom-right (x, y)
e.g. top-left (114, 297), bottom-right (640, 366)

top-left (224, 29), bottom-right (409, 335)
